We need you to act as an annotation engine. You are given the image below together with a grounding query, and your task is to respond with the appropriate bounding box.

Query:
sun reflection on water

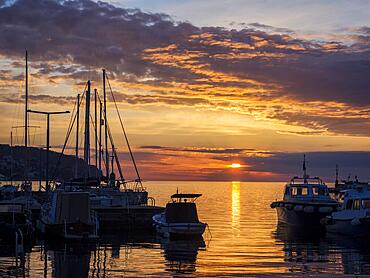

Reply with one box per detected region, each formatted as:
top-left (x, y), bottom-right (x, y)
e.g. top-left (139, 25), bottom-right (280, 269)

top-left (231, 181), bottom-right (240, 236)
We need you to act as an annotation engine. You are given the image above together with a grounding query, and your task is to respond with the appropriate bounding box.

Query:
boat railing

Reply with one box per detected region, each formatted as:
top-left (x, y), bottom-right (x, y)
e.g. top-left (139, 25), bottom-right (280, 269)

top-left (120, 179), bottom-right (146, 192)
top-left (290, 176), bottom-right (324, 185)
top-left (148, 197), bottom-right (156, 206)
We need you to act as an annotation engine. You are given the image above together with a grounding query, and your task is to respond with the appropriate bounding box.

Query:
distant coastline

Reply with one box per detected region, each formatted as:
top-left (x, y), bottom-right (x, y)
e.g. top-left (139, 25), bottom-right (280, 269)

top-left (0, 144), bottom-right (99, 181)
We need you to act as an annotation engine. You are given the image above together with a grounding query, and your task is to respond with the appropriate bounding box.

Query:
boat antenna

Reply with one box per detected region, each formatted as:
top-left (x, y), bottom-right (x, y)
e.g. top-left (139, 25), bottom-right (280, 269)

top-left (303, 154), bottom-right (307, 183)
top-left (335, 164), bottom-right (339, 187)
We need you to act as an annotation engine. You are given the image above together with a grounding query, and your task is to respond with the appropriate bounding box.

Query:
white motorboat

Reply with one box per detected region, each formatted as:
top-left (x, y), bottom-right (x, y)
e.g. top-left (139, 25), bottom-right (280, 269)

top-left (153, 193), bottom-right (206, 239)
top-left (271, 156), bottom-right (338, 227)
top-left (323, 189), bottom-right (370, 237)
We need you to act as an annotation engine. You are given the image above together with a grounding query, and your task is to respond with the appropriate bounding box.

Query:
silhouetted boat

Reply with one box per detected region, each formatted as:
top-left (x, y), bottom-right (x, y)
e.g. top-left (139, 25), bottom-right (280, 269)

top-left (153, 193), bottom-right (206, 239)
top-left (323, 188), bottom-right (370, 237)
top-left (0, 203), bottom-right (34, 244)
top-left (50, 73), bottom-right (162, 231)
top-left (37, 190), bottom-right (99, 240)
top-left (271, 155), bottom-right (338, 227)
top-left (329, 165), bottom-right (370, 196)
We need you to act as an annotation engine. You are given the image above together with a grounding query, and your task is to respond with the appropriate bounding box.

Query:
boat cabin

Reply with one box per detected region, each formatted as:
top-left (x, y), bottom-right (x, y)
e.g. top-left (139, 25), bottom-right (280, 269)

top-left (45, 191), bottom-right (91, 225)
top-left (283, 176), bottom-right (331, 202)
top-left (165, 194), bottom-right (202, 224)
top-left (0, 203), bottom-right (28, 224)
top-left (339, 189), bottom-right (370, 214)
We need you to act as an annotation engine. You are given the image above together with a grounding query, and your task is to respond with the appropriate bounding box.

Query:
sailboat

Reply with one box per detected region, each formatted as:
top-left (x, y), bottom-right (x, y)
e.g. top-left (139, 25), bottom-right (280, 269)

top-left (50, 70), bottom-right (162, 231)
top-left (0, 51), bottom-right (37, 243)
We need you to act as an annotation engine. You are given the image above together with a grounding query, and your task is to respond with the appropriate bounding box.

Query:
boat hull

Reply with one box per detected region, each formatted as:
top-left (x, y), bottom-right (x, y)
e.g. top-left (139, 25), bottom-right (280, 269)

top-left (152, 214), bottom-right (206, 239)
top-left (325, 218), bottom-right (370, 237)
top-left (274, 204), bottom-right (334, 227)
top-left (37, 220), bottom-right (98, 241)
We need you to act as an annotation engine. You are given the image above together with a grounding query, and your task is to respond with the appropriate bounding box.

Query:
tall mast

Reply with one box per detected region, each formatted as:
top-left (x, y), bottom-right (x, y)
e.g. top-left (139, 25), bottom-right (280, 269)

top-left (94, 89), bottom-right (98, 177)
top-left (84, 81), bottom-right (91, 177)
top-left (99, 99), bottom-right (102, 175)
top-left (303, 154), bottom-right (307, 183)
top-left (75, 94), bottom-right (80, 178)
top-left (10, 132), bottom-right (13, 186)
top-left (25, 50), bottom-right (28, 148)
top-left (103, 69), bottom-right (109, 178)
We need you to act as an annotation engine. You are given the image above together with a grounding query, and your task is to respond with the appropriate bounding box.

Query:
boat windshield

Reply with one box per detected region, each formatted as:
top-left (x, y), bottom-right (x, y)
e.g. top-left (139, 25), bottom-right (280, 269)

top-left (362, 199), bottom-right (370, 209)
top-left (312, 186), bottom-right (328, 196)
top-left (290, 186), bottom-right (309, 196)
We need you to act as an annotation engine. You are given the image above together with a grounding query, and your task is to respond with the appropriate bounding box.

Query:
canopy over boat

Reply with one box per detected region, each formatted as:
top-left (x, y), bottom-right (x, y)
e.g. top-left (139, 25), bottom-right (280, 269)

top-left (170, 193), bottom-right (202, 202)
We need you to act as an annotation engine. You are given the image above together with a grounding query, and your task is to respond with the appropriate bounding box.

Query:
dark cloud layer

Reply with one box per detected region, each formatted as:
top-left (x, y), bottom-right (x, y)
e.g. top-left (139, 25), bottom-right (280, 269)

top-left (0, 0), bottom-right (370, 136)
top-left (0, 0), bottom-right (196, 76)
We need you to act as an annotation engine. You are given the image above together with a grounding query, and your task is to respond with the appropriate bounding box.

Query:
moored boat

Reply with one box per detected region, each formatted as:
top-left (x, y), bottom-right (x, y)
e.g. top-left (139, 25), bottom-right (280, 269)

top-left (37, 190), bottom-right (99, 241)
top-left (271, 156), bottom-right (338, 227)
top-left (323, 188), bottom-right (370, 237)
top-left (0, 202), bottom-right (34, 243)
top-left (153, 193), bottom-right (206, 239)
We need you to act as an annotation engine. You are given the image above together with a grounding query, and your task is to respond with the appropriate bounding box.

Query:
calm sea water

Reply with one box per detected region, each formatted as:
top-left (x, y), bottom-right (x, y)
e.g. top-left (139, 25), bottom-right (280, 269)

top-left (1, 181), bottom-right (369, 277)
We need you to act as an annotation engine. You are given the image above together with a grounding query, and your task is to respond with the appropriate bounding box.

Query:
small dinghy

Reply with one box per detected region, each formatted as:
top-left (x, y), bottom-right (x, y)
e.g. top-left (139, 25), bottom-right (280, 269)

top-left (323, 189), bottom-right (370, 237)
top-left (152, 193), bottom-right (206, 239)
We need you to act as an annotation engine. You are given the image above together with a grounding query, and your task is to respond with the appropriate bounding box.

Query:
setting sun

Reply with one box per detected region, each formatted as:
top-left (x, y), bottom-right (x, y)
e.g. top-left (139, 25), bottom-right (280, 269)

top-left (229, 163), bottom-right (242, 168)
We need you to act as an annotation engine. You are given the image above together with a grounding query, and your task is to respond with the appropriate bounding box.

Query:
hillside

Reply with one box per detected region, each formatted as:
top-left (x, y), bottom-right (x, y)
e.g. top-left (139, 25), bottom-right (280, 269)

top-left (0, 144), bottom-right (100, 181)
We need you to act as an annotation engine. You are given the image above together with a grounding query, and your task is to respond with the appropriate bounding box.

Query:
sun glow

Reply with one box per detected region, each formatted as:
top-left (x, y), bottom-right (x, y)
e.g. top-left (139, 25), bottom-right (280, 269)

top-left (229, 163), bottom-right (242, 168)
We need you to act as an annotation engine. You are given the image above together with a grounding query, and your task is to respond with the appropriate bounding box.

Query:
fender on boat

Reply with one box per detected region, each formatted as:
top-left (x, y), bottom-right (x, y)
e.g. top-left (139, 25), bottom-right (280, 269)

top-left (321, 216), bottom-right (333, 225)
top-left (319, 207), bottom-right (333, 213)
top-left (351, 217), bottom-right (362, 226)
top-left (285, 204), bottom-right (294, 210)
top-left (303, 206), bottom-right (314, 213)
top-left (294, 205), bottom-right (303, 212)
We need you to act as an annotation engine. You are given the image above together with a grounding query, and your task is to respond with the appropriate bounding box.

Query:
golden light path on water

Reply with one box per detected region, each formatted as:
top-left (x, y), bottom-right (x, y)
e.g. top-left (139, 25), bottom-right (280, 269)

top-left (231, 181), bottom-right (240, 236)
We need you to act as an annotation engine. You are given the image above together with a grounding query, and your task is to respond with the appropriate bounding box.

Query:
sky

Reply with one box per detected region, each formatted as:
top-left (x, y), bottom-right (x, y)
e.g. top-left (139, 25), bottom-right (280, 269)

top-left (0, 0), bottom-right (370, 182)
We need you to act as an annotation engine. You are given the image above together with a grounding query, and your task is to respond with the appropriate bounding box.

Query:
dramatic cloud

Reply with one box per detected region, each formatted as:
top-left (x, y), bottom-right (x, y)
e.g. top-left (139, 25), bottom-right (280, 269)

top-left (0, 0), bottom-right (369, 137)
top-left (0, 1), bottom-right (368, 134)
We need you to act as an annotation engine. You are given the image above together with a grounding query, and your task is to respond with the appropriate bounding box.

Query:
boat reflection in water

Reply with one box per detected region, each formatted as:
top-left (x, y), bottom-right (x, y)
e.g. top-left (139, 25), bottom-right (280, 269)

top-left (47, 243), bottom-right (93, 278)
top-left (161, 237), bottom-right (206, 274)
top-left (274, 223), bottom-right (370, 275)
top-left (273, 224), bottom-right (330, 274)
top-left (326, 234), bottom-right (370, 275)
